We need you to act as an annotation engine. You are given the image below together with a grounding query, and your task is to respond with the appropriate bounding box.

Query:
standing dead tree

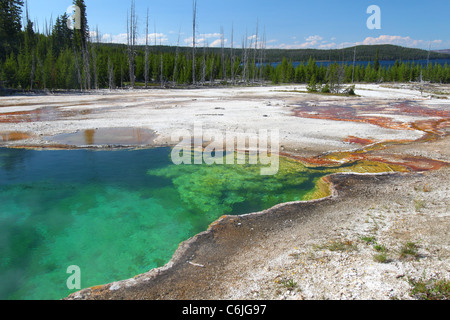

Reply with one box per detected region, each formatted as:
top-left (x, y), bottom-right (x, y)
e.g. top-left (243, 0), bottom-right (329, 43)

top-left (192, 0), bottom-right (197, 85)
top-left (252, 20), bottom-right (259, 83)
top-left (230, 24), bottom-right (235, 85)
top-left (160, 38), bottom-right (164, 88)
top-left (173, 29), bottom-right (181, 84)
top-left (91, 25), bottom-right (100, 90)
top-left (108, 56), bottom-right (114, 89)
top-left (201, 41), bottom-right (207, 85)
top-left (258, 27), bottom-right (266, 84)
top-left (351, 46), bottom-right (356, 84)
top-left (241, 31), bottom-right (249, 83)
top-left (127, 0), bottom-right (137, 88)
top-left (144, 8), bottom-right (150, 88)
top-left (220, 26), bottom-right (225, 82)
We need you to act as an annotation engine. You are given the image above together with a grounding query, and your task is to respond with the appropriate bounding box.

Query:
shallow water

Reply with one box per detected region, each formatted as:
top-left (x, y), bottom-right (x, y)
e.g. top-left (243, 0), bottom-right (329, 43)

top-left (0, 147), bottom-right (332, 300)
top-left (44, 128), bottom-right (158, 146)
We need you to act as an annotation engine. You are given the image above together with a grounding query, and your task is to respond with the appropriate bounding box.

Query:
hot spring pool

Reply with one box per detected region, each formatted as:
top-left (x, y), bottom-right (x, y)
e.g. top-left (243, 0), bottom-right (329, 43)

top-left (0, 147), bottom-right (334, 299)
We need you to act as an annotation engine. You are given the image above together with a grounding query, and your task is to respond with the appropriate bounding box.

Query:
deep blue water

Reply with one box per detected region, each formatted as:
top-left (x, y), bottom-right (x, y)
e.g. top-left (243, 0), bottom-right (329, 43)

top-left (268, 59), bottom-right (450, 68)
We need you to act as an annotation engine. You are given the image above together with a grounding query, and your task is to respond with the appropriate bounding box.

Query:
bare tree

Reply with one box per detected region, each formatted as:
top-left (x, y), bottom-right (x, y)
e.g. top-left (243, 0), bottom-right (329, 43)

top-left (173, 28), bottom-right (181, 84)
top-left (242, 31), bottom-right (250, 83)
top-left (82, 41), bottom-right (91, 90)
top-left (108, 56), bottom-right (115, 89)
top-left (127, 0), bottom-right (137, 88)
top-left (160, 38), bottom-right (164, 88)
top-left (201, 41), bottom-right (207, 85)
top-left (192, 0), bottom-right (197, 85)
top-left (144, 8), bottom-right (150, 88)
top-left (230, 24), bottom-right (235, 84)
top-left (220, 26), bottom-right (225, 81)
top-left (426, 42), bottom-right (431, 81)
top-left (258, 26), bottom-right (266, 84)
top-left (253, 19), bottom-right (259, 83)
top-left (352, 46), bottom-right (356, 84)
top-left (91, 25), bottom-right (100, 90)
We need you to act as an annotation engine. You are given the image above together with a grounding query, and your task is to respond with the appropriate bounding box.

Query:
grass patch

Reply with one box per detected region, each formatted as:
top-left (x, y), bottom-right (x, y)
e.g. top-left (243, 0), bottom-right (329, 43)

top-left (414, 199), bottom-right (426, 212)
top-left (409, 278), bottom-right (450, 300)
top-left (399, 241), bottom-right (420, 260)
top-left (371, 241), bottom-right (390, 263)
top-left (373, 252), bottom-right (389, 263)
top-left (373, 243), bottom-right (388, 253)
top-left (360, 236), bottom-right (376, 244)
top-left (316, 239), bottom-right (357, 252)
top-left (280, 278), bottom-right (298, 290)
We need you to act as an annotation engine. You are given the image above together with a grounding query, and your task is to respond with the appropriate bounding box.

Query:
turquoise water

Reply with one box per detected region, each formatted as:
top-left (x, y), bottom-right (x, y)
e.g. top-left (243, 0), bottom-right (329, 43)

top-left (0, 147), bottom-right (328, 300)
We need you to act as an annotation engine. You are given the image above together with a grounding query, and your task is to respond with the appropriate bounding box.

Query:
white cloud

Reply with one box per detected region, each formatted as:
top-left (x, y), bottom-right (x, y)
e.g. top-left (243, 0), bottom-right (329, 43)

top-left (269, 35), bottom-right (325, 49)
top-left (101, 32), bottom-right (169, 45)
top-left (357, 35), bottom-right (442, 48)
top-left (268, 34), bottom-right (445, 50)
top-left (305, 35), bottom-right (323, 42)
top-left (184, 32), bottom-right (228, 47)
top-left (200, 33), bottom-right (222, 39)
top-left (210, 38), bottom-right (228, 47)
top-left (319, 42), bottom-right (337, 49)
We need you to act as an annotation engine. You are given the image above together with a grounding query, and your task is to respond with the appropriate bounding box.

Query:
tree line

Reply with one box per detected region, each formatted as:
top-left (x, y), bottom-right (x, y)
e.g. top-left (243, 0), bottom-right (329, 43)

top-left (263, 44), bottom-right (450, 63)
top-left (1, 0), bottom-right (449, 91)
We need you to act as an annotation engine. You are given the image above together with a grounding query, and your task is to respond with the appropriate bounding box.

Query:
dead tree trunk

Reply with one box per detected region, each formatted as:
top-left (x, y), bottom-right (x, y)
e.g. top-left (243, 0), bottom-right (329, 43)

top-left (201, 41), bottom-right (207, 85)
top-left (242, 31), bottom-right (249, 83)
top-left (253, 20), bottom-right (259, 83)
top-left (230, 24), bottom-right (235, 85)
top-left (258, 28), bottom-right (266, 84)
top-left (192, 0), bottom-right (197, 85)
top-left (352, 47), bottom-right (356, 84)
top-left (127, 0), bottom-right (137, 88)
top-left (220, 26), bottom-right (225, 82)
top-left (108, 56), bottom-right (114, 89)
top-left (173, 29), bottom-right (181, 84)
top-left (91, 25), bottom-right (99, 90)
top-left (145, 9), bottom-right (150, 88)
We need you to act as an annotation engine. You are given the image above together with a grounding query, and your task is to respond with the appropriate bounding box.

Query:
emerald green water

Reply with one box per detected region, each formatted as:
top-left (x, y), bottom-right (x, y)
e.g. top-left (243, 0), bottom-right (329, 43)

top-left (0, 147), bottom-right (329, 300)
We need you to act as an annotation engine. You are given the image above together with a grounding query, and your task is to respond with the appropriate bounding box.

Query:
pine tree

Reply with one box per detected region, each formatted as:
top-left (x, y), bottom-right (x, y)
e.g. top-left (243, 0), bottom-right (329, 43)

top-left (72, 0), bottom-right (88, 50)
top-left (0, 0), bottom-right (24, 59)
top-left (374, 49), bottom-right (380, 72)
top-left (2, 52), bottom-right (17, 87)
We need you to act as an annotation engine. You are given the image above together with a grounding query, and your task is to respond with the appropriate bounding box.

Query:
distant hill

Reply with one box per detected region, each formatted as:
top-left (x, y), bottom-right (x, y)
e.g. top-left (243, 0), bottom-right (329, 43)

top-left (433, 49), bottom-right (450, 55)
top-left (126, 43), bottom-right (450, 63)
top-left (262, 45), bottom-right (450, 62)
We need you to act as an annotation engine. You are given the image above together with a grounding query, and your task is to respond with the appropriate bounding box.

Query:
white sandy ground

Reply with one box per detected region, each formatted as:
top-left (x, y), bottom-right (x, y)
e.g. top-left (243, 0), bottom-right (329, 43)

top-left (224, 168), bottom-right (450, 300)
top-left (2, 83), bottom-right (446, 155)
top-left (1, 83), bottom-right (449, 300)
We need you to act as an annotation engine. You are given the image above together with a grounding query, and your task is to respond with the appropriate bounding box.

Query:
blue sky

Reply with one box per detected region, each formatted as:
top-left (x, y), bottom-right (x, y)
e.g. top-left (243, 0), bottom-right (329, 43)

top-left (26, 0), bottom-right (450, 49)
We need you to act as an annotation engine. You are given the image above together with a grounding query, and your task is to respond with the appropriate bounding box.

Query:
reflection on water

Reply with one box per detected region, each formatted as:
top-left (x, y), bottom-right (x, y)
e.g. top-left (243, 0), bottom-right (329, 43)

top-left (84, 129), bottom-right (95, 145)
top-left (45, 128), bottom-right (158, 146)
top-left (1, 132), bottom-right (31, 142)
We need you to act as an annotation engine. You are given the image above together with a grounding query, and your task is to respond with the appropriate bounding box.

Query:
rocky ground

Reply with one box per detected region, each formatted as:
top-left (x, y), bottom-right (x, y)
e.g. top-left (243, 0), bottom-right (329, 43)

top-left (1, 83), bottom-right (449, 300)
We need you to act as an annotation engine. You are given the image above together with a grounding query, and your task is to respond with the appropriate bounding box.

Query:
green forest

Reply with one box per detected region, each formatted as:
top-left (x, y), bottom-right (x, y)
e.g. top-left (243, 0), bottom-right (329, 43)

top-left (1, 0), bottom-right (450, 92)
